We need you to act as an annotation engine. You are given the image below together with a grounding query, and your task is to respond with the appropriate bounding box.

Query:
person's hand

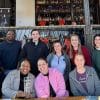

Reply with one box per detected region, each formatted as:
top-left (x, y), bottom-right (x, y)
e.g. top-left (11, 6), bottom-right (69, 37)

top-left (16, 91), bottom-right (26, 98)
top-left (25, 93), bottom-right (32, 98)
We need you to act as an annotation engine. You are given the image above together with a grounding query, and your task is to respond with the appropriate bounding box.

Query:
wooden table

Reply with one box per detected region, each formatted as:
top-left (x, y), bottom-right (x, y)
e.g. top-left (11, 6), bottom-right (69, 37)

top-left (33, 96), bottom-right (86, 100)
top-left (15, 96), bottom-right (99, 100)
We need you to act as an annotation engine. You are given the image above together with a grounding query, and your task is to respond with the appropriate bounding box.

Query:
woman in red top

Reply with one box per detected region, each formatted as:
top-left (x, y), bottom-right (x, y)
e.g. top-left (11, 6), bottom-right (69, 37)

top-left (68, 33), bottom-right (92, 70)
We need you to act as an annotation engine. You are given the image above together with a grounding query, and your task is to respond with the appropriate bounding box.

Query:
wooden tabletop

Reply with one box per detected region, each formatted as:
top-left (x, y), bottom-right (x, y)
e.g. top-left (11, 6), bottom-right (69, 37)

top-left (15, 96), bottom-right (99, 100)
top-left (32, 96), bottom-right (86, 100)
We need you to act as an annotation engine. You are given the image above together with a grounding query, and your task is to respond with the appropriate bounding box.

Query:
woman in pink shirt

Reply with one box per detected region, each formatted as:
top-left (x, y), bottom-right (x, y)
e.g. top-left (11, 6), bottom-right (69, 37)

top-left (35, 58), bottom-right (69, 98)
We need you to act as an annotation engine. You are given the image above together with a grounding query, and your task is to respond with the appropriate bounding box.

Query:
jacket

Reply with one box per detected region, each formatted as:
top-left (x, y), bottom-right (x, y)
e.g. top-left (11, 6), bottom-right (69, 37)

top-left (69, 66), bottom-right (100, 96)
top-left (0, 40), bottom-right (21, 70)
top-left (47, 53), bottom-right (71, 82)
top-left (35, 68), bottom-right (69, 98)
top-left (20, 40), bottom-right (49, 76)
top-left (2, 70), bottom-right (35, 98)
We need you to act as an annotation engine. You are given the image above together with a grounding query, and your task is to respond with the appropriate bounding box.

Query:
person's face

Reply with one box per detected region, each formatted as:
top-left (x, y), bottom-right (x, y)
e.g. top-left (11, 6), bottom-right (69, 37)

top-left (6, 31), bottom-right (15, 41)
top-left (72, 21), bottom-right (77, 25)
top-left (37, 59), bottom-right (48, 75)
top-left (31, 31), bottom-right (40, 42)
top-left (74, 55), bottom-right (85, 69)
top-left (20, 60), bottom-right (31, 75)
top-left (53, 42), bottom-right (62, 53)
top-left (94, 36), bottom-right (100, 48)
top-left (71, 36), bottom-right (79, 48)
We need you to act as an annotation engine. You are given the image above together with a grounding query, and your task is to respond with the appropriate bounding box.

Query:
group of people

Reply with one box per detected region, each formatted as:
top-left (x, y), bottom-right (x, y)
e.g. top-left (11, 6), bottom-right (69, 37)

top-left (0, 29), bottom-right (100, 98)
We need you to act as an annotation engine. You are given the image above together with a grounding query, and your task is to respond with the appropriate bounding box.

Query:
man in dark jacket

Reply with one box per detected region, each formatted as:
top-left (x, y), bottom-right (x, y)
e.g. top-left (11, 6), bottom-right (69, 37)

top-left (20, 30), bottom-right (49, 76)
top-left (0, 30), bottom-right (21, 97)
top-left (0, 30), bottom-right (21, 75)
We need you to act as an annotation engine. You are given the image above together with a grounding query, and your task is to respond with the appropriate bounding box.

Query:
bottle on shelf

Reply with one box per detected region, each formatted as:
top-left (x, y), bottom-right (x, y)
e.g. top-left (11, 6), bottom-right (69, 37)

top-left (36, 0), bottom-right (84, 25)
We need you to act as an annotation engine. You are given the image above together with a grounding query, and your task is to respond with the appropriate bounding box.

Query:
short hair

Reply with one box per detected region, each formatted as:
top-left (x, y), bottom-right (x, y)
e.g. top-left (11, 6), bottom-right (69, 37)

top-left (93, 34), bottom-right (100, 47)
top-left (93, 34), bottom-right (100, 40)
top-left (5, 30), bottom-right (16, 38)
top-left (17, 58), bottom-right (32, 69)
top-left (52, 39), bottom-right (63, 53)
top-left (37, 58), bottom-right (48, 65)
top-left (6, 30), bottom-right (15, 35)
top-left (31, 29), bottom-right (40, 35)
top-left (74, 53), bottom-right (85, 61)
top-left (53, 40), bottom-right (61, 45)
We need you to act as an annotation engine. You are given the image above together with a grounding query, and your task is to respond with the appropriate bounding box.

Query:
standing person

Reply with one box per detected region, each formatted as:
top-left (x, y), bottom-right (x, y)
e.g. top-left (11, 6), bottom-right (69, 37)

top-left (92, 34), bottom-right (100, 78)
top-left (20, 30), bottom-right (49, 76)
top-left (68, 33), bottom-right (92, 70)
top-left (69, 53), bottom-right (100, 96)
top-left (47, 40), bottom-right (71, 88)
top-left (35, 58), bottom-right (69, 98)
top-left (0, 68), bottom-right (5, 97)
top-left (2, 58), bottom-right (36, 98)
top-left (0, 30), bottom-right (21, 75)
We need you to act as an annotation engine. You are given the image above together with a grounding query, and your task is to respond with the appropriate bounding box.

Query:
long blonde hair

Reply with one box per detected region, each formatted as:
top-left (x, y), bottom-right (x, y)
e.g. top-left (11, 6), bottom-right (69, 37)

top-left (69, 33), bottom-right (82, 59)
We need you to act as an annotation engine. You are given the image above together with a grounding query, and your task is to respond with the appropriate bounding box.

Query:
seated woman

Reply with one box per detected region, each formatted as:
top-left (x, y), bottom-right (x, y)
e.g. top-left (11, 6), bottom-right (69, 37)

top-left (47, 40), bottom-right (71, 89)
top-left (69, 53), bottom-right (100, 96)
top-left (2, 58), bottom-right (35, 98)
top-left (92, 34), bottom-right (100, 79)
top-left (35, 58), bottom-right (69, 98)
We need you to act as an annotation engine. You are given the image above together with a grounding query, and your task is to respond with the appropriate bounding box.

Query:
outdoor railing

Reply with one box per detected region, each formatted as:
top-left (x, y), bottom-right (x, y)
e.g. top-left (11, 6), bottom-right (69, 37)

top-left (0, 24), bottom-right (100, 52)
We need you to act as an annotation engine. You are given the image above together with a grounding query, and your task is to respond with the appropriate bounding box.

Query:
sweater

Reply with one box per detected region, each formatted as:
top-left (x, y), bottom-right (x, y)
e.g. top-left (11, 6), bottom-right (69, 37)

top-left (35, 68), bottom-right (69, 98)
top-left (69, 66), bottom-right (100, 96)
top-left (0, 40), bottom-right (21, 70)
top-left (92, 49), bottom-right (100, 78)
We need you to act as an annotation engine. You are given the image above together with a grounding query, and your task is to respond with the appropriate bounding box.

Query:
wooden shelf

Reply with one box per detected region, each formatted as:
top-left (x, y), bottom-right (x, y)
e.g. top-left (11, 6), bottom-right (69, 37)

top-left (35, 0), bottom-right (84, 26)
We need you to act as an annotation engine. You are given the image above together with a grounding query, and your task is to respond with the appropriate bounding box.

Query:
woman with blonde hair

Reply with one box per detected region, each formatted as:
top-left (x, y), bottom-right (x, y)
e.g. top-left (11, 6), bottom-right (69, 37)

top-left (68, 33), bottom-right (92, 70)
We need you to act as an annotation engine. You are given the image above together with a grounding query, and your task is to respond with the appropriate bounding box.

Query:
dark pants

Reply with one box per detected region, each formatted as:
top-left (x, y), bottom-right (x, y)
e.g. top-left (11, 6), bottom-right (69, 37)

top-left (0, 72), bottom-right (5, 97)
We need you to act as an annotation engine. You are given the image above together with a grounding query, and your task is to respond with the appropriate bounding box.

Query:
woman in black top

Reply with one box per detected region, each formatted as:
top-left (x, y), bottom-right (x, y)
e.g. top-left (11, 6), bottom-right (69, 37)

top-left (2, 58), bottom-right (35, 98)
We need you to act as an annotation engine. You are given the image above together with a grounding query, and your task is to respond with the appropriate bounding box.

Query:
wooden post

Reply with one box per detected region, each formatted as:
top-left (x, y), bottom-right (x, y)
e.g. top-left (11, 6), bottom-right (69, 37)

top-left (83, 0), bottom-right (92, 53)
top-left (83, 0), bottom-right (91, 34)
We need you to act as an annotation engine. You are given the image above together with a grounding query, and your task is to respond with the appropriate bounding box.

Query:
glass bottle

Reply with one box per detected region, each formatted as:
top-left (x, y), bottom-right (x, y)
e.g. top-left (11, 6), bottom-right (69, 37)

top-left (24, 77), bottom-right (32, 94)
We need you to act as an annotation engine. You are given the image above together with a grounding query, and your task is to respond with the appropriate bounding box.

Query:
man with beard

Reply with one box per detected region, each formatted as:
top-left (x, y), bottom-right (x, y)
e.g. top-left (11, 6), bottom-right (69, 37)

top-left (0, 30), bottom-right (21, 75)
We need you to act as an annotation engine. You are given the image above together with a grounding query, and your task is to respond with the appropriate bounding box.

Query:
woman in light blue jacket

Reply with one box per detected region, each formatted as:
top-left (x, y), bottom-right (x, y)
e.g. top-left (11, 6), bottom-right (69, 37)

top-left (47, 40), bottom-right (71, 85)
top-left (69, 53), bottom-right (100, 96)
top-left (2, 58), bottom-right (35, 98)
